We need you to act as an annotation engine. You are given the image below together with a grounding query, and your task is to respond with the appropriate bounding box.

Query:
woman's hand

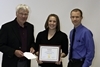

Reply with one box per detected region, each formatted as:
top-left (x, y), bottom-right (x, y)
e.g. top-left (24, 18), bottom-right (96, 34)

top-left (55, 57), bottom-right (62, 65)
top-left (36, 57), bottom-right (43, 64)
top-left (61, 53), bottom-right (66, 58)
top-left (35, 51), bottom-right (43, 64)
top-left (55, 52), bottom-right (66, 65)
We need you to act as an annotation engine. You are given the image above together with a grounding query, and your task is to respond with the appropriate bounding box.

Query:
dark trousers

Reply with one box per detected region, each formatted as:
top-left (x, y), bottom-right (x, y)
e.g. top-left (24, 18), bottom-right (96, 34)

top-left (17, 60), bottom-right (28, 67)
top-left (39, 62), bottom-right (62, 67)
top-left (67, 59), bottom-right (84, 67)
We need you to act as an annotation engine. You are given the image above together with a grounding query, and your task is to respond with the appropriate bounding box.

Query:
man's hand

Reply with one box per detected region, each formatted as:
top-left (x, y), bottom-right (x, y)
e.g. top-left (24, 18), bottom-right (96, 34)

top-left (14, 50), bottom-right (24, 58)
top-left (30, 47), bottom-right (35, 53)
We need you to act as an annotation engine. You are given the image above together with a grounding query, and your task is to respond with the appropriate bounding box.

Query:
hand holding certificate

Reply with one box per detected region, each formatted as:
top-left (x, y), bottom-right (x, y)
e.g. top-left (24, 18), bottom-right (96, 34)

top-left (38, 45), bottom-right (61, 63)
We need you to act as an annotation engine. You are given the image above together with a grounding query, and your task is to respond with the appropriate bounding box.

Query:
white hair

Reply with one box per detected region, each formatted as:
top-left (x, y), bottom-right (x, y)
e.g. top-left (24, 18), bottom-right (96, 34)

top-left (16, 4), bottom-right (29, 12)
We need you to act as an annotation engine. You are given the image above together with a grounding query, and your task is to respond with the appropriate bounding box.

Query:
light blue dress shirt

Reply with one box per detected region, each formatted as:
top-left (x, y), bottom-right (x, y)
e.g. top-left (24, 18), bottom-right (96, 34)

top-left (69, 24), bottom-right (95, 67)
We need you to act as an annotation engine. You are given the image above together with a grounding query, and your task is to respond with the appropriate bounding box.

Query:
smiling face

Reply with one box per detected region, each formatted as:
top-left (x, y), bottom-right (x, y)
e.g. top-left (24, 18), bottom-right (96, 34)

top-left (48, 16), bottom-right (57, 30)
top-left (16, 8), bottom-right (29, 25)
top-left (70, 10), bottom-right (83, 27)
top-left (45, 14), bottom-right (60, 31)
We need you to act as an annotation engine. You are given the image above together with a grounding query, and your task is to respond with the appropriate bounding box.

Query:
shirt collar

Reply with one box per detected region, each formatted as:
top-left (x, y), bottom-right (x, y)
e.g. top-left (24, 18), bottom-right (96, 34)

top-left (75, 24), bottom-right (83, 31)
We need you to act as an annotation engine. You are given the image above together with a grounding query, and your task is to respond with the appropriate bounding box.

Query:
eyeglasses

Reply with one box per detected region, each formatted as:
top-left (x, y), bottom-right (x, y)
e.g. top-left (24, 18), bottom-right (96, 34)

top-left (18, 13), bottom-right (28, 16)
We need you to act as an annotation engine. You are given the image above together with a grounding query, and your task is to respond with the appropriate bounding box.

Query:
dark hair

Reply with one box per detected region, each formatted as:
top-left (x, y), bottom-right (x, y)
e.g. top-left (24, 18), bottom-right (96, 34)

top-left (70, 8), bottom-right (83, 17)
top-left (44, 14), bottom-right (60, 31)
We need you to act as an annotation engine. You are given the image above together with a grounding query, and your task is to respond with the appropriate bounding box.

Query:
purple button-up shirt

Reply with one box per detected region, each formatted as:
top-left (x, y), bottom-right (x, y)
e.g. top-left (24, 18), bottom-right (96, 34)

top-left (18, 24), bottom-right (27, 52)
top-left (69, 24), bottom-right (95, 67)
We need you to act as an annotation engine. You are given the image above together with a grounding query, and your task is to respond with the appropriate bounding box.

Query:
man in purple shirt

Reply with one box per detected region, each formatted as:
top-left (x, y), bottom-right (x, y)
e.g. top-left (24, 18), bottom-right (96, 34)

top-left (67, 8), bottom-right (95, 67)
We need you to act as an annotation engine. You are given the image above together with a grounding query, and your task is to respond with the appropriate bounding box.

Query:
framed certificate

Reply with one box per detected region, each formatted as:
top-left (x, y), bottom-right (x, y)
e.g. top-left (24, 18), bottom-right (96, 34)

top-left (38, 45), bottom-right (61, 63)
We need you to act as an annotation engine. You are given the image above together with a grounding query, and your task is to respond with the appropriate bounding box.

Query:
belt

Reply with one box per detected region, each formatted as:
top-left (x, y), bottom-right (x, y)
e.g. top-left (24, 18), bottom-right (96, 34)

top-left (70, 58), bottom-right (85, 62)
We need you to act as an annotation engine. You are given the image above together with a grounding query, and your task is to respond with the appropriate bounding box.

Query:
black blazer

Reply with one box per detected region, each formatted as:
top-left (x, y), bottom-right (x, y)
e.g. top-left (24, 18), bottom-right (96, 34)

top-left (0, 18), bottom-right (35, 67)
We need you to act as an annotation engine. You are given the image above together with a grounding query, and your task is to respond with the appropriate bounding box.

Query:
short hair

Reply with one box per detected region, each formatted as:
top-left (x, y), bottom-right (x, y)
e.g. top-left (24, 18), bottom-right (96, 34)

top-left (16, 4), bottom-right (29, 13)
top-left (70, 8), bottom-right (83, 17)
top-left (44, 14), bottom-right (60, 31)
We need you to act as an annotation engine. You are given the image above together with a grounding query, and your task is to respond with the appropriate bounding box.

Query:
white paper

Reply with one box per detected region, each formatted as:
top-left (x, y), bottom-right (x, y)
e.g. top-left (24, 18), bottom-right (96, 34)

top-left (23, 52), bottom-right (37, 59)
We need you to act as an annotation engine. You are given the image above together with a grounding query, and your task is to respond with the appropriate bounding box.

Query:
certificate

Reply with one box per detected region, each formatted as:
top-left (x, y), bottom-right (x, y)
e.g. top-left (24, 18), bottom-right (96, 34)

top-left (38, 45), bottom-right (61, 63)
